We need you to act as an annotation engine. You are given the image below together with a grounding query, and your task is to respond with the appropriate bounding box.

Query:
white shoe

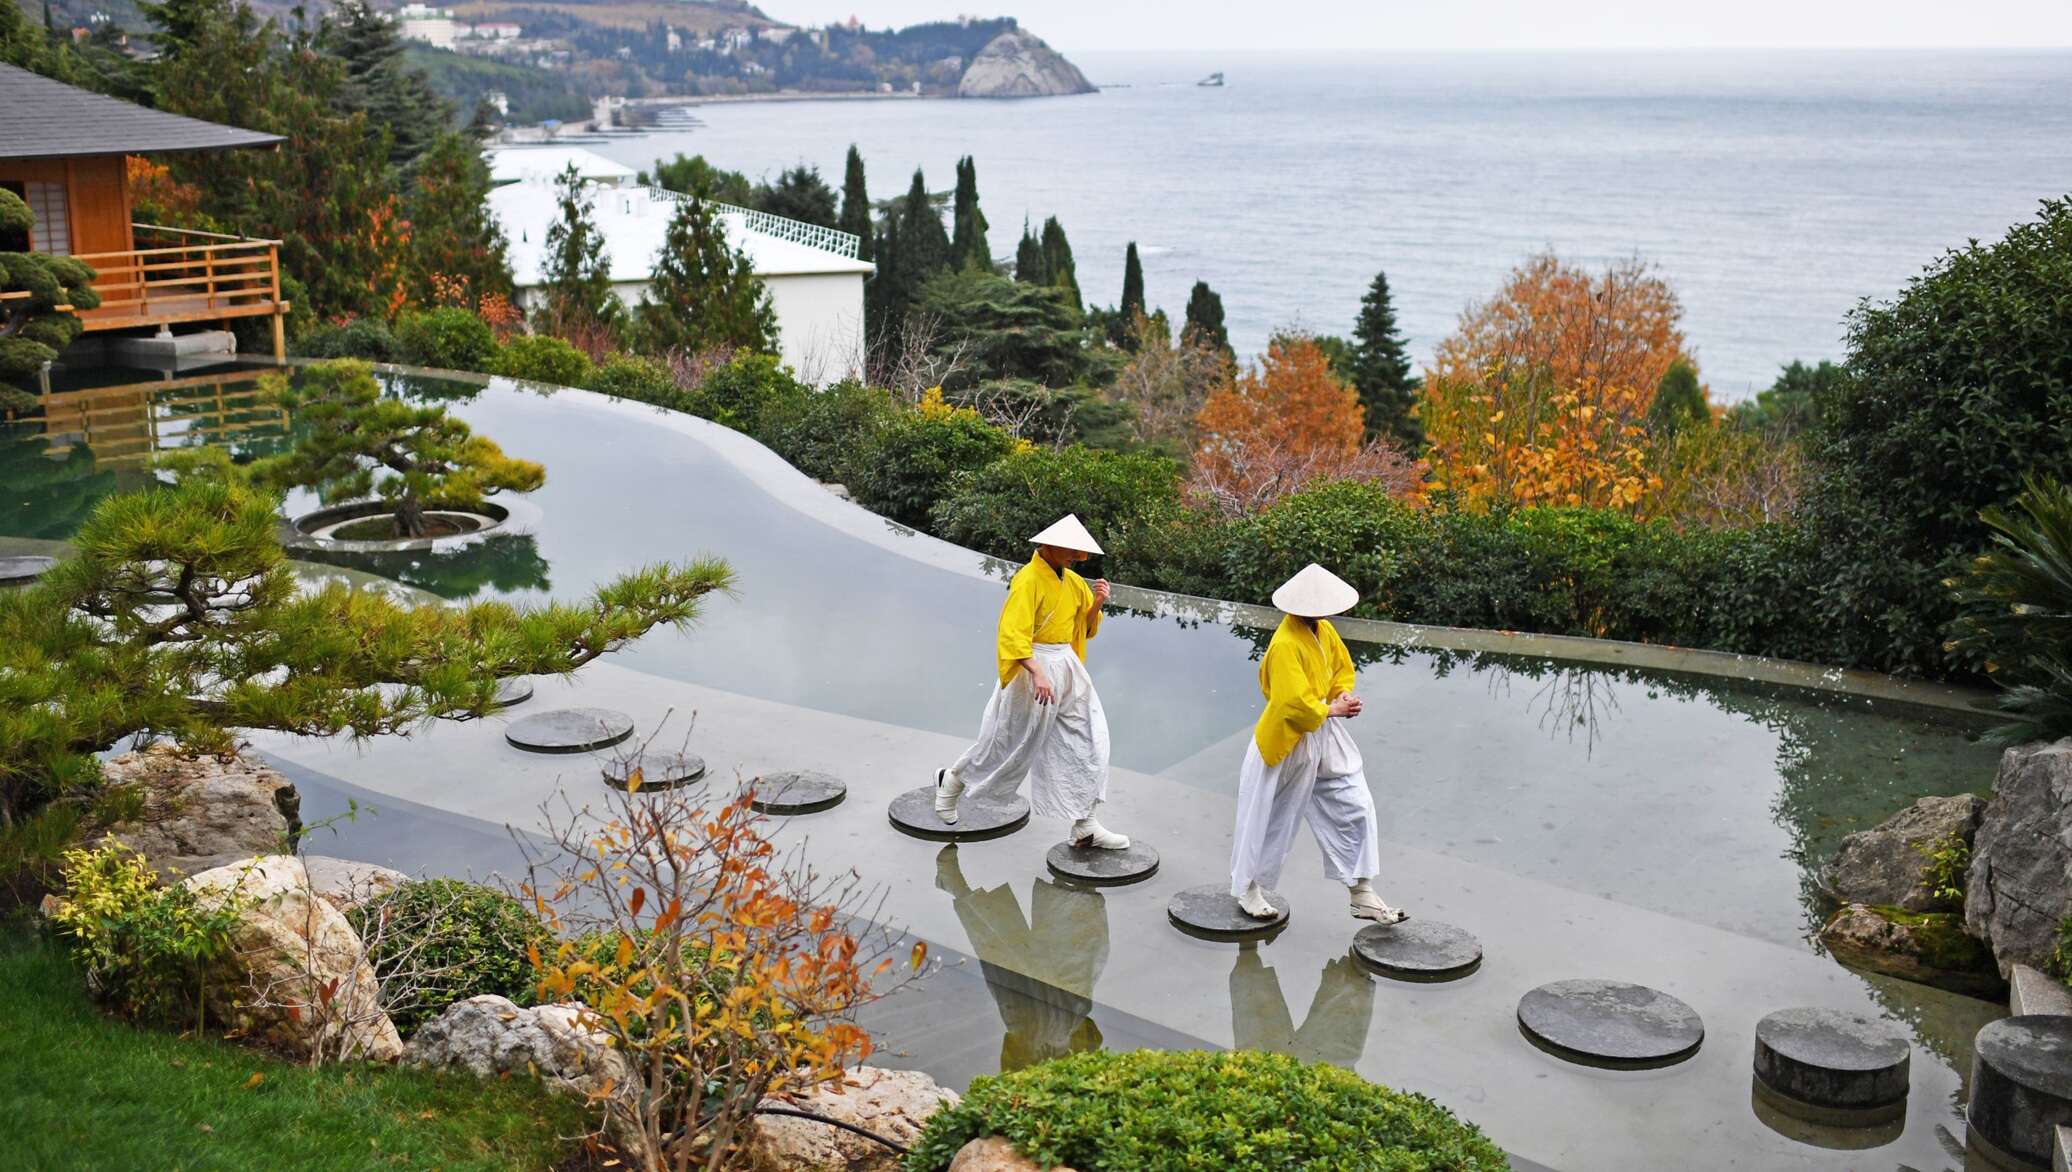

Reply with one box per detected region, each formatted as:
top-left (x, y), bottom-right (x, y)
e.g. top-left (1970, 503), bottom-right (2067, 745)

top-left (1238, 881), bottom-right (1279, 919)
top-left (1349, 882), bottom-right (1407, 925)
top-left (1069, 817), bottom-right (1129, 850)
top-left (934, 768), bottom-right (962, 825)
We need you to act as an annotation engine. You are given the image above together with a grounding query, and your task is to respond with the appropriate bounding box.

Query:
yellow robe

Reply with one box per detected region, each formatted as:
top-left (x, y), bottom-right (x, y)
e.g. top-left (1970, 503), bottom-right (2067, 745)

top-left (1252, 615), bottom-right (1356, 766)
top-left (996, 552), bottom-right (1103, 687)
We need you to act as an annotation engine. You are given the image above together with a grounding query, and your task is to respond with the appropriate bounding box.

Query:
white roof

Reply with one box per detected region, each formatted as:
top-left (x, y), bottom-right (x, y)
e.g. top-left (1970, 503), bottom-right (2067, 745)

top-left (490, 179), bottom-right (876, 286)
top-left (487, 145), bottom-right (637, 188)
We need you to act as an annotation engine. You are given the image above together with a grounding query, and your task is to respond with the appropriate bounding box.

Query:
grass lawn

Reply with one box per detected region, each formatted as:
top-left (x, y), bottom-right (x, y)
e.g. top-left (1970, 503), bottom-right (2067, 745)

top-left (0, 926), bottom-right (595, 1171)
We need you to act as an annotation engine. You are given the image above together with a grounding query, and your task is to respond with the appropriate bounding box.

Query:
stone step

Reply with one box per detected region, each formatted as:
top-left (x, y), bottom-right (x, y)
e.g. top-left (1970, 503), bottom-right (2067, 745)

top-left (2015, 964), bottom-right (2072, 1018)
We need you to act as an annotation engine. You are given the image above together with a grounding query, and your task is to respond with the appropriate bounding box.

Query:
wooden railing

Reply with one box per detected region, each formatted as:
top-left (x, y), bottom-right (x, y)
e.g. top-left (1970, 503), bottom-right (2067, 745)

top-left (67, 226), bottom-right (286, 332)
top-left (38, 371), bottom-right (289, 468)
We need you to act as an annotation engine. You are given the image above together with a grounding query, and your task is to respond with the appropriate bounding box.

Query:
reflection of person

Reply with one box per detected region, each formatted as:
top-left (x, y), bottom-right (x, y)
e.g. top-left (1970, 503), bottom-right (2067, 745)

top-left (935, 514), bottom-right (1129, 849)
top-left (1228, 945), bottom-right (1375, 1069)
top-left (936, 846), bottom-right (1109, 1071)
top-left (1229, 563), bottom-right (1405, 923)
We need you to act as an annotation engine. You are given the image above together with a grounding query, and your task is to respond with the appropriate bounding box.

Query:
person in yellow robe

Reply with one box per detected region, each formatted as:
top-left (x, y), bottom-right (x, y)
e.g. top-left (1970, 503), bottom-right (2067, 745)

top-left (1229, 563), bottom-right (1404, 923)
top-left (935, 514), bottom-right (1129, 849)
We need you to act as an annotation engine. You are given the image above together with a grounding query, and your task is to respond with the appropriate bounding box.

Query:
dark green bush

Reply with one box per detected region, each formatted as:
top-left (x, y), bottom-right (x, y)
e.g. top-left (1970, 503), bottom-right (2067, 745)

top-left (903, 1049), bottom-right (1508, 1172)
top-left (837, 396), bottom-right (1018, 528)
top-left (686, 352), bottom-right (809, 435)
top-left (590, 354), bottom-right (680, 404)
top-left (1949, 475), bottom-right (2072, 744)
top-left (293, 318), bottom-right (401, 363)
top-left (931, 445), bottom-right (1181, 563)
top-left (494, 334), bottom-right (595, 388)
top-left (347, 878), bottom-right (549, 1034)
top-left (394, 308), bottom-right (500, 372)
top-left (756, 379), bottom-right (896, 483)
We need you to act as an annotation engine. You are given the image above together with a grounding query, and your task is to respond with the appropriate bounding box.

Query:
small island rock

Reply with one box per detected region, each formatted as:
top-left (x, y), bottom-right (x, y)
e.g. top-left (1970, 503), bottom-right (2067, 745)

top-left (1825, 792), bottom-right (1985, 911)
top-left (957, 30), bottom-right (1095, 98)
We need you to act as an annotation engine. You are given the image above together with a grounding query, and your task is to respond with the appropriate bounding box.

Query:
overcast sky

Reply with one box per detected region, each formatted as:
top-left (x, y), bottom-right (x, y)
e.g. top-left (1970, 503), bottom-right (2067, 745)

top-left (771, 1), bottom-right (2072, 52)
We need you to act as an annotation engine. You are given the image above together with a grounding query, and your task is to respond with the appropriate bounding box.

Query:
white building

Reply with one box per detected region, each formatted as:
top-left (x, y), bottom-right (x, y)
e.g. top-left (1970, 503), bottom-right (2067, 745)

top-left (487, 148), bottom-right (875, 383)
top-left (488, 145), bottom-right (637, 188)
top-left (393, 3), bottom-right (457, 47)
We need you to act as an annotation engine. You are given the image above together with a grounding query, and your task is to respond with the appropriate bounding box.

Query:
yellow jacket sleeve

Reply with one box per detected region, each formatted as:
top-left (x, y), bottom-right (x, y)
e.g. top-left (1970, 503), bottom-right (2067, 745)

top-left (1321, 621), bottom-right (1356, 698)
top-left (1080, 577), bottom-right (1103, 641)
top-left (995, 569), bottom-right (1039, 686)
top-left (1264, 644), bottom-right (1329, 738)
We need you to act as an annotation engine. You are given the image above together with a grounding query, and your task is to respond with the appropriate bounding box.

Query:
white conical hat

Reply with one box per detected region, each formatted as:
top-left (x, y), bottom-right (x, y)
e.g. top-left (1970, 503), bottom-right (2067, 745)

top-left (1271, 563), bottom-right (1359, 618)
top-left (1029, 514), bottom-right (1103, 555)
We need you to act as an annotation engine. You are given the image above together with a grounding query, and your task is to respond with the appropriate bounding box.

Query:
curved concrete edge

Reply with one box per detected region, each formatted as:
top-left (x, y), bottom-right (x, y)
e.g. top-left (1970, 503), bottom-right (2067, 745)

top-left (260, 358), bottom-right (1997, 720)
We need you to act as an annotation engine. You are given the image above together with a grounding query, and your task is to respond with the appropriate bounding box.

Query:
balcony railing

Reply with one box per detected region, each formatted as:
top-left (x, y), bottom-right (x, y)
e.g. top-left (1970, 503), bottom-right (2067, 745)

top-left (635, 187), bottom-right (862, 259)
top-left (38, 370), bottom-right (289, 468)
top-left (67, 224), bottom-right (288, 333)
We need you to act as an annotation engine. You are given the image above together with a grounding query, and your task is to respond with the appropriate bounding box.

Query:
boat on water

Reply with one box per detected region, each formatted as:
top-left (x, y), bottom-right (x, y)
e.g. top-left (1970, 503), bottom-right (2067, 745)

top-left (1197, 71), bottom-right (1225, 87)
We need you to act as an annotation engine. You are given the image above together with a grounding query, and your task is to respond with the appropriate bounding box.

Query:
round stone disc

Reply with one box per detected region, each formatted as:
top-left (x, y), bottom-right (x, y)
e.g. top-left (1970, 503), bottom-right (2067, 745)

top-left (505, 707), bottom-right (635, 753)
top-left (1753, 1008), bottom-right (1909, 1124)
top-left (601, 750), bottom-right (706, 791)
top-left (1167, 883), bottom-right (1289, 940)
top-left (491, 677), bottom-right (534, 708)
top-left (1046, 840), bottom-right (1160, 887)
top-left (1352, 919), bottom-right (1483, 982)
top-left (1968, 1015), bottom-right (2072, 1171)
top-left (0, 555), bottom-right (58, 584)
top-left (888, 785), bottom-right (1028, 842)
top-left (752, 770), bottom-right (848, 815)
top-left (1517, 979), bottom-right (1705, 1069)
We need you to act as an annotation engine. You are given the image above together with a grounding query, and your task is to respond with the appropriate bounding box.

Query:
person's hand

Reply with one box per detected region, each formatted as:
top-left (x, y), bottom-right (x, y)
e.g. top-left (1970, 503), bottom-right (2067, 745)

top-left (1329, 694), bottom-right (1364, 718)
top-left (1091, 579), bottom-right (1111, 606)
top-left (1031, 670), bottom-right (1056, 706)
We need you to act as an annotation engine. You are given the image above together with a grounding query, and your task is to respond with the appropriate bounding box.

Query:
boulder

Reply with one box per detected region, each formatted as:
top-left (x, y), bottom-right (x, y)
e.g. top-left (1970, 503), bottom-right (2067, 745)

top-left (1825, 793), bottom-right (1986, 911)
top-left (103, 745), bottom-right (301, 880)
top-left (1820, 902), bottom-right (2004, 998)
top-left (950, 1136), bottom-right (1077, 1172)
top-left (301, 855), bottom-right (408, 911)
top-left (957, 31), bottom-right (1095, 99)
top-left (1969, 740), bottom-right (2072, 976)
top-left (183, 854), bottom-right (402, 1061)
top-left (742, 1066), bottom-right (960, 1172)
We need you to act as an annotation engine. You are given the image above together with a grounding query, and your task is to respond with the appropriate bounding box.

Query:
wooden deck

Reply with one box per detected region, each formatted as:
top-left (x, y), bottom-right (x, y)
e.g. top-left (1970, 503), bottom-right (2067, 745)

top-left (66, 225), bottom-right (291, 357)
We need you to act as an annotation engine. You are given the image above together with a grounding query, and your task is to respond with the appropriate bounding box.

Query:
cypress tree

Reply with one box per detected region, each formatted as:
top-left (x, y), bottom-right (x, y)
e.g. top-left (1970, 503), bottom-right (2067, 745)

top-left (838, 144), bottom-right (873, 264)
top-left (1348, 269), bottom-right (1422, 445)
top-left (869, 168), bottom-right (950, 336)
top-left (1038, 216), bottom-right (1079, 310)
top-left (1013, 219), bottom-right (1045, 284)
top-left (1648, 359), bottom-right (1708, 437)
top-left (1183, 280), bottom-right (1229, 356)
top-left (635, 191), bottom-right (777, 355)
top-left (949, 155), bottom-right (990, 270)
top-left (539, 164), bottom-right (623, 336)
top-left (1120, 242), bottom-right (1145, 321)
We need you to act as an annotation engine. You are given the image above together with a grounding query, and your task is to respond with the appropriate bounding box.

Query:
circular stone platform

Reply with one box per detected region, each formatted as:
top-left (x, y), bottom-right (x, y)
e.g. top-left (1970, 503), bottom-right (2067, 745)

top-left (1752, 1008), bottom-right (1910, 1127)
top-left (887, 785), bottom-right (1029, 842)
top-left (1167, 884), bottom-right (1289, 940)
top-left (1517, 979), bottom-right (1705, 1069)
top-left (491, 677), bottom-right (535, 709)
top-left (1967, 1014), bottom-right (2072, 1172)
top-left (504, 707), bottom-right (635, 754)
top-left (0, 555), bottom-right (58, 585)
top-left (751, 770), bottom-right (848, 815)
top-left (601, 751), bottom-right (707, 791)
top-left (1352, 919), bottom-right (1482, 982)
top-left (1046, 840), bottom-right (1160, 887)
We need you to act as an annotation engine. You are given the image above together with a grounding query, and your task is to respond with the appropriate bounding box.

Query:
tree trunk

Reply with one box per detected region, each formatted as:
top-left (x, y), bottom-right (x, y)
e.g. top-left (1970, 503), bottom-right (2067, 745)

top-left (393, 494), bottom-right (428, 538)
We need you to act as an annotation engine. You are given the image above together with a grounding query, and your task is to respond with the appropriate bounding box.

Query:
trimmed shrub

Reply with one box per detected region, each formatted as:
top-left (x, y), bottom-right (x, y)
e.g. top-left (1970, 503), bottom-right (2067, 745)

top-left (590, 354), bottom-right (680, 404)
top-left (494, 334), bottom-right (595, 388)
top-left (838, 391), bottom-right (1019, 529)
top-left (757, 379), bottom-right (896, 483)
top-left (293, 318), bottom-right (401, 362)
top-left (394, 308), bottom-right (500, 372)
top-left (904, 1049), bottom-right (1508, 1172)
top-left (685, 352), bottom-right (809, 435)
top-left (931, 446), bottom-right (1182, 563)
top-left (346, 878), bottom-right (549, 1034)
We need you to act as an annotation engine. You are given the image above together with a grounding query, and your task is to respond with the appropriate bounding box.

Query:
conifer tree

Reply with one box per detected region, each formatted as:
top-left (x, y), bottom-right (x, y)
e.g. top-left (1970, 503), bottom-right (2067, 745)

top-left (1120, 242), bottom-right (1145, 321)
top-left (635, 191), bottom-right (777, 356)
top-left (539, 164), bottom-right (623, 336)
top-left (950, 155), bottom-right (990, 271)
top-left (870, 168), bottom-right (950, 335)
top-left (838, 145), bottom-right (873, 264)
top-left (1013, 219), bottom-right (1046, 284)
top-left (324, 0), bottom-right (449, 167)
top-left (404, 131), bottom-right (513, 306)
top-left (1039, 216), bottom-right (1079, 310)
top-left (1348, 269), bottom-right (1422, 445)
top-left (1184, 280), bottom-right (1229, 356)
top-left (754, 164), bottom-right (838, 229)
top-left (1647, 358), bottom-right (1708, 437)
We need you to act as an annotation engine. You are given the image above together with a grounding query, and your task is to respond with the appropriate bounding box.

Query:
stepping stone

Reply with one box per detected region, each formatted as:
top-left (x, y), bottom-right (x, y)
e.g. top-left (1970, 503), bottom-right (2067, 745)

top-left (601, 751), bottom-right (706, 792)
top-left (1167, 883), bottom-right (1288, 940)
top-left (1752, 1008), bottom-right (1909, 1127)
top-left (1352, 919), bottom-right (1482, 982)
top-left (888, 785), bottom-right (1028, 842)
top-left (505, 707), bottom-right (635, 754)
top-left (1517, 979), bottom-right (1704, 1069)
top-left (0, 555), bottom-right (57, 585)
top-left (751, 770), bottom-right (847, 815)
top-left (491, 677), bottom-right (534, 708)
top-left (1046, 840), bottom-right (1159, 887)
top-left (1968, 1015), bottom-right (2072, 1172)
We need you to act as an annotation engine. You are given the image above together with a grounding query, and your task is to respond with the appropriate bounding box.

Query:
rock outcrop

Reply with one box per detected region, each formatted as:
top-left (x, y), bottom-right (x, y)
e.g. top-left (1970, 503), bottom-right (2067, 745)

top-left (103, 745), bottom-right (301, 880)
top-left (301, 855), bottom-right (408, 911)
top-left (957, 31), bottom-right (1095, 99)
top-left (742, 1066), bottom-right (960, 1172)
top-left (183, 854), bottom-right (403, 1061)
top-left (1820, 903), bottom-right (2004, 997)
top-left (949, 1136), bottom-right (1077, 1172)
top-left (1825, 792), bottom-right (1986, 911)
top-left (1968, 739), bottom-right (2072, 976)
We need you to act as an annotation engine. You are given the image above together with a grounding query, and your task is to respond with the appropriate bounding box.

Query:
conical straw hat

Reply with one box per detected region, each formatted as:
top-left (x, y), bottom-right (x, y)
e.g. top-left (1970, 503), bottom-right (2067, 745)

top-left (1271, 563), bottom-right (1359, 618)
top-left (1028, 514), bottom-right (1103, 555)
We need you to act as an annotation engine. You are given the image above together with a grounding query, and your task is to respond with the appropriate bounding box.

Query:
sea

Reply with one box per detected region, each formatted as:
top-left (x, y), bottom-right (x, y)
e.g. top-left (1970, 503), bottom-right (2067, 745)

top-left (586, 49), bottom-right (2072, 400)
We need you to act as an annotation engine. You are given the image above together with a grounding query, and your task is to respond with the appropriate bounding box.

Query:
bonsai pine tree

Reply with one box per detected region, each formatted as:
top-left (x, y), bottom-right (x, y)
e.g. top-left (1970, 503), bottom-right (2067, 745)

top-left (0, 188), bottom-right (99, 406)
top-left (633, 190), bottom-right (777, 357)
top-left (1348, 269), bottom-right (1422, 445)
top-left (0, 471), bottom-right (730, 842)
top-left (250, 360), bottom-right (544, 538)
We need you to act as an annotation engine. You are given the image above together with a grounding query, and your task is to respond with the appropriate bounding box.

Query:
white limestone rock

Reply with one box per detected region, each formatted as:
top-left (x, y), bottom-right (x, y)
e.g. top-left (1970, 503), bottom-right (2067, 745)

top-left (742, 1065), bottom-right (960, 1172)
top-left (957, 31), bottom-right (1095, 99)
top-left (103, 744), bottom-right (301, 880)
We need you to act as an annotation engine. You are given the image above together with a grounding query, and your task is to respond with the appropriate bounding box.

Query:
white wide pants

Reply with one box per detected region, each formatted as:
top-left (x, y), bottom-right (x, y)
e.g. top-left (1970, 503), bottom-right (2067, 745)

top-left (953, 643), bottom-right (1110, 820)
top-left (1229, 730), bottom-right (1381, 896)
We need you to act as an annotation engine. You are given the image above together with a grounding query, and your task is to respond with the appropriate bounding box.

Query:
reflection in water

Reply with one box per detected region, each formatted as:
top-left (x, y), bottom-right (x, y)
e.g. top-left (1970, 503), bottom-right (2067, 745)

top-left (1228, 944), bottom-right (1375, 1069)
top-left (935, 846), bottom-right (1109, 1071)
top-left (296, 533), bottom-right (553, 599)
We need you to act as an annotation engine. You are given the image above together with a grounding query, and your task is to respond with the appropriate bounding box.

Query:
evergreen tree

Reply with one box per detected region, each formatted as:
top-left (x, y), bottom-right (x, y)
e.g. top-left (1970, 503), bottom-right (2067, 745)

top-left (949, 155), bottom-right (990, 270)
top-left (634, 191), bottom-right (777, 356)
top-left (1013, 219), bottom-right (1046, 284)
top-left (754, 164), bottom-right (838, 229)
top-left (1647, 358), bottom-right (1708, 437)
top-left (643, 154), bottom-right (754, 206)
top-left (1348, 269), bottom-right (1422, 445)
top-left (324, 0), bottom-right (449, 167)
top-left (871, 168), bottom-right (950, 335)
top-left (539, 164), bottom-right (623, 336)
top-left (917, 268), bottom-right (1089, 390)
top-left (1, 0), bottom-right (81, 80)
top-left (1183, 280), bottom-right (1229, 356)
top-left (404, 130), bottom-right (513, 306)
top-left (838, 145), bottom-right (873, 264)
top-left (1120, 242), bottom-right (1145, 322)
top-left (1039, 216), bottom-right (1079, 310)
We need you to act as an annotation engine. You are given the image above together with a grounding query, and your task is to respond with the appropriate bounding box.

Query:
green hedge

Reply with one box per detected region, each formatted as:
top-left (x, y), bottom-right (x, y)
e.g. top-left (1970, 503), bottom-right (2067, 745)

top-left (494, 335), bottom-right (594, 387)
top-left (347, 879), bottom-right (549, 1034)
top-left (395, 307), bottom-right (500, 372)
top-left (931, 445), bottom-right (1182, 563)
top-left (903, 1049), bottom-right (1508, 1172)
top-left (293, 317), bottom-right (400, 363)
top-left (836, 401), bottom-right (1020, 529)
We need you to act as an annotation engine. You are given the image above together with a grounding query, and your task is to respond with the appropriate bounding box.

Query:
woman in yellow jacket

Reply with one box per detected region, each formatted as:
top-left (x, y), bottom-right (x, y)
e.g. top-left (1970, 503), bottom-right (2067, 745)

top-left (934, 515), bottom-right (1130, 849)
top-left (1230, 563), bottom-right (1404, 923)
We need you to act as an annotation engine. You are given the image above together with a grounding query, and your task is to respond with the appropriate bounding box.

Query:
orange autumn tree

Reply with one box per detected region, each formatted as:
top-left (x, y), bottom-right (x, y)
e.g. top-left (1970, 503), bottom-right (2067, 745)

top-left (1188, 337), bottom-right (1420, 516)
top-left (1422, 253), bottom-right (1690, 513)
